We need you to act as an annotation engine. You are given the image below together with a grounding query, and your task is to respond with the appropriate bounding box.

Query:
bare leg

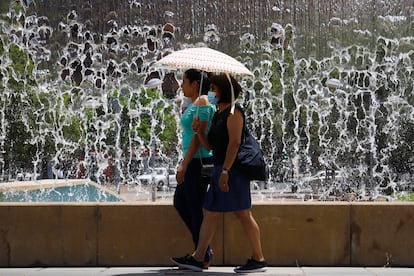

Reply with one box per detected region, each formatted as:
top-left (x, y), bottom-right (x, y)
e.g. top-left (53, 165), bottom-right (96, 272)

top-left (233, 209), bottom-right (265, 262)
top-left (192, 209), bottom-right (218, 261)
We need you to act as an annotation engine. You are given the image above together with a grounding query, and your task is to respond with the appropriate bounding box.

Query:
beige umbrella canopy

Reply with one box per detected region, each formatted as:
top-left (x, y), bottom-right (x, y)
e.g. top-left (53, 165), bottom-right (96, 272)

top-left (157, 47), bottom-right (253, 76)
top-left (157, 47), bottom-right (252, 113)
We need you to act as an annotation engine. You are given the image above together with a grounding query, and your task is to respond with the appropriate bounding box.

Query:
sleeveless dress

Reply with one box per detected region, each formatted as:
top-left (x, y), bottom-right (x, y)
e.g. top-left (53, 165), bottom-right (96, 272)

top-left (203, 105), bottom-right (251, 212)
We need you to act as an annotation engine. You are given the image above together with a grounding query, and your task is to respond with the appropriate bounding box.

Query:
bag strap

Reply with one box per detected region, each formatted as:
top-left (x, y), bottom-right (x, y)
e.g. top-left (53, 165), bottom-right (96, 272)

top-left (237, 106), bottom-right (248, 142)
top-left (223, 104), bottom-right (249, 144)
top-left (199, 151), bottom-right (204, 166)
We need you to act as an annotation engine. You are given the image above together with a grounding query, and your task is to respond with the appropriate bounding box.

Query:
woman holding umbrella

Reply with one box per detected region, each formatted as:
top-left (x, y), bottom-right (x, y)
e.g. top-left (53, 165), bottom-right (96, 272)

top-left (171, 73), bottom-right (267, 273)
top-left (173, 69), bottom-right (215, 268)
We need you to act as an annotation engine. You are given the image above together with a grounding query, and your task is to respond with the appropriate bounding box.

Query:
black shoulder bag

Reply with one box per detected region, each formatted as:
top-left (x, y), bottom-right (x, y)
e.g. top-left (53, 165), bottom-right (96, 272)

top-left (233, 110), bottom-right (268, 181)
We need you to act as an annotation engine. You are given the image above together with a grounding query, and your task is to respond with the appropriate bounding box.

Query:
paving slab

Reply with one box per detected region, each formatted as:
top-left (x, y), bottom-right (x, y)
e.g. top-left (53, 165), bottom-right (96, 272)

top-left (0, 268), bottom-right (42, 276)
top-left (301, 267), bottom-right (374, 275)
top-left (366, 267), bottom-right (414, 276)
top-left (0, 266), bottom-right (413, 276)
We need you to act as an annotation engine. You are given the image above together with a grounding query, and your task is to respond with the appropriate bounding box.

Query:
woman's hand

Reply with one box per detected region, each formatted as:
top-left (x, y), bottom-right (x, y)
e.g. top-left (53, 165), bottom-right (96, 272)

top-left (219, 173), bottom-right (229, 192)
top-left (192, 117), bottom-right (208, 135)
top-left (176, 164), bottom-right (186, 184)
top-left (192, 117), bottom-right (201, 133)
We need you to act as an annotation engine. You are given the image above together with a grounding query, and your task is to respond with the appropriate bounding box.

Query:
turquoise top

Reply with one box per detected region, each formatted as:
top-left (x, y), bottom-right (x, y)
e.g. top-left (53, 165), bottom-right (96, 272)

top-left (181, 103), bottom-right (216, 158)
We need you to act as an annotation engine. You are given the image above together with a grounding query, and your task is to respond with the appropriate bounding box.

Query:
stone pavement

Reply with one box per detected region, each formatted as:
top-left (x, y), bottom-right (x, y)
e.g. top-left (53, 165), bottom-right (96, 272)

top-left (1, 266), bottom-right (414, 275)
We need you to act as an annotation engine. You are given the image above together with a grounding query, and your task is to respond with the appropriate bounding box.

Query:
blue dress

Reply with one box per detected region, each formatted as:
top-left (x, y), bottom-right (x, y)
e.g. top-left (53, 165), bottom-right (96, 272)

top-left (203, 105), bottom-right (251, 212)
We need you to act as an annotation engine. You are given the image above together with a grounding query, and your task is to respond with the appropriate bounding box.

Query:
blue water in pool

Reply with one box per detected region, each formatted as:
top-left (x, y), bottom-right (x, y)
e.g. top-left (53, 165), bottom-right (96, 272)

top-left (0, 184), bottom-right (121, 202)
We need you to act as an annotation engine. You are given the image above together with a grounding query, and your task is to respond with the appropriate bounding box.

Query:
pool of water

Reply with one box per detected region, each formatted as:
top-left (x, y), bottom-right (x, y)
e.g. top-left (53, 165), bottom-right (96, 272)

top-left (0, 182), bottom-right (122, 202)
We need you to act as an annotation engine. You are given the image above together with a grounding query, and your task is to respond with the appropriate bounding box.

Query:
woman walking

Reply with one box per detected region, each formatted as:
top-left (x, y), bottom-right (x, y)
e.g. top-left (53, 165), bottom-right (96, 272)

top-left (171, 73), bottom-right (267, 273)
top-left (173, 69), bottom-right (215, 268)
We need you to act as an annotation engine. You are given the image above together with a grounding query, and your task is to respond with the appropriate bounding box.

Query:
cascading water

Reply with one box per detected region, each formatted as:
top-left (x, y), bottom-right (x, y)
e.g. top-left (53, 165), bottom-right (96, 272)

top-left (0, 0), bottom-right (412, 202)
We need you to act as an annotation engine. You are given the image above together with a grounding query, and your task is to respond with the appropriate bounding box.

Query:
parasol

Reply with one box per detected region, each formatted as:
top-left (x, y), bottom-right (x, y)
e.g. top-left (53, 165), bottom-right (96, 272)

top-left (157, 47), bottom-right (252, 113)
top-left (157, 47), bottom-right (253, 76)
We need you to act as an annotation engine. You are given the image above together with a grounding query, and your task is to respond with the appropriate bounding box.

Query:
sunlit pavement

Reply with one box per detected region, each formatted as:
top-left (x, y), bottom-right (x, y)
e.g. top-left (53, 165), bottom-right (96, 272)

top-left (1, 266), bottom-right (414, 275)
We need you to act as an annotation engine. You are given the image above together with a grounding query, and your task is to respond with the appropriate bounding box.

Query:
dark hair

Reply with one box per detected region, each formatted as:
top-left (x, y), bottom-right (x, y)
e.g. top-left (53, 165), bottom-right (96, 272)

top-left (208, 73), bottom-right (242, 103)
top-left (184, 69), bottom-right (211, 95)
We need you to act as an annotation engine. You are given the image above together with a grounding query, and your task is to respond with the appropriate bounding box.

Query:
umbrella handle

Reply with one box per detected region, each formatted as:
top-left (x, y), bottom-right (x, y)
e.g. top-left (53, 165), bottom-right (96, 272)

top-left (226, 73), bottom-right (235, 114)
top-left (196, 72), bottom-right (204, 117)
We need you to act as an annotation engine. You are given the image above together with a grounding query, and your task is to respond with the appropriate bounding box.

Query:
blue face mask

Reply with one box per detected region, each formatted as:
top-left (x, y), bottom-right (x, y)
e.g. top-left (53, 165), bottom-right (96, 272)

top-left (207, 92), bottom-right (219, 105)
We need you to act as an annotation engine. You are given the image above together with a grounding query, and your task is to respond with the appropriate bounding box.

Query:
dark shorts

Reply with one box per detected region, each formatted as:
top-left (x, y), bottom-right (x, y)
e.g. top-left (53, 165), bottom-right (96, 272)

top-left (203, 165), bottom-right (252, 212)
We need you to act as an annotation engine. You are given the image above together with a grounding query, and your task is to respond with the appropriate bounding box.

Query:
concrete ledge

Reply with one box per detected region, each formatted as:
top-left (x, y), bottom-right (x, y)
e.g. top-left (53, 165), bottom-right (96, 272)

top-left (350, 203), bottom-right (414, 266)
top-left (0, 202), bottom-right (413, 267)
top-left (235, 203), bottom-right (351, 266)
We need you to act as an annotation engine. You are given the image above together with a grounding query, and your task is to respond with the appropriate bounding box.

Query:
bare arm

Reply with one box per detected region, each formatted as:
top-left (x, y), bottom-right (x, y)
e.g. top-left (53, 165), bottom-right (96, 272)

top-left (176, 97), bottom-right (209, 184)
top-left (219, 108), bottom-right (243, 192)
top-left (223, 108), bottom-right (243, 170)
top-left (193, 117), bottom-right (211, 151)
top-left (176, 134), bottom-right (201, 183)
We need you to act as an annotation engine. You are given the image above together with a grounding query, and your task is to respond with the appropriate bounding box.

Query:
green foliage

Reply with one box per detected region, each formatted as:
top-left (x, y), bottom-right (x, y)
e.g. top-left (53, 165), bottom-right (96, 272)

top-left (135, 113), bottom-right (151, 142)
top-left (298, 106), bottom-right (308, 143)
top-left (3, 95), bottom-right (36, 168)
top-left (62, 116), bottom-right (83, 143)
top-left (253, 81), bottom-right (264, 91)
top-left (30, 91), bottom-right (50, 110)
top-left (62, 93), bottom-right (72, 107)
top-left (157, 106), bottom-right (178, 150)
top-left (119, 95), bottom-right (129, 108)
top-left (41, 134), bottom-right (58, 159)
top-left (309, 111), bottom-right (322, 155)
top-left (283, 49), bottom-right (295, 78)
top-left (393, 192), bottom-right (414, 202)
top-left (114, 87), bottom-right (179, 154)
top-left (326, 103), bottom-right (340, 141)
top-left (9, 43), bottom-right (34, 76)
top-left (270, 77), bottom-right (282, 95)
top-left (282, 90), bottom-right (296, 140)
top-left (0, 1), bottom-right (10, 14)
top-left (5, 44), bottom-right (36, 91)
top-left (139, 87), bottom-right (159, 106)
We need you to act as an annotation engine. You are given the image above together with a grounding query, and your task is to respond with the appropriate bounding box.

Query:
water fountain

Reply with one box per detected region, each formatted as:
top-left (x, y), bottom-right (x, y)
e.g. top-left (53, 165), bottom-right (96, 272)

top-left (0, 0), bottom-right (412, 202)
top-left (0, 0), bottom-right (413, 268)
